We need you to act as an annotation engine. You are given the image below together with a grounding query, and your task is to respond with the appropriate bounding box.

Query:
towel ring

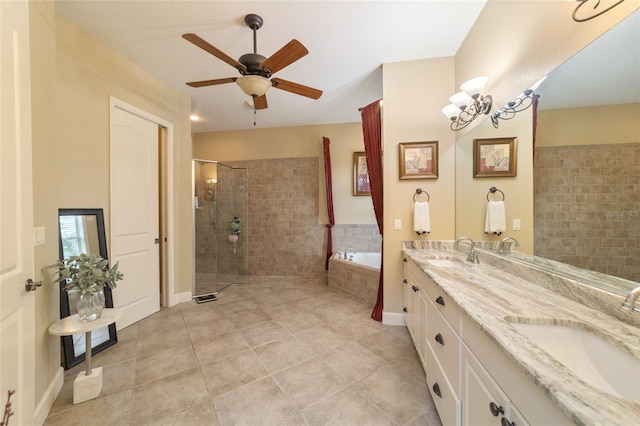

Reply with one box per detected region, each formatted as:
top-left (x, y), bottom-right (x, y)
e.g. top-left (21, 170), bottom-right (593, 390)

top-left (487, 186), bottom-right (505, 201)
top-left (413, 188), bottom-right (430, 202)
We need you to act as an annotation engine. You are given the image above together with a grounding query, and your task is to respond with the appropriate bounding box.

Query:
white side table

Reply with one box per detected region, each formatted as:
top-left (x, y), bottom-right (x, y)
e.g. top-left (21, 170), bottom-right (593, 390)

top-left (48, 308), bottom-right (122, 404)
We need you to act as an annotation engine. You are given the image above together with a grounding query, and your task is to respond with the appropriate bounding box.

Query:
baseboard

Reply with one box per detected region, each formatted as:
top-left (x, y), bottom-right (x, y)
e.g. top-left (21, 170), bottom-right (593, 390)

top-left (34, 366), bottom-right (64, 425)
top-left (382, 311), bottom-right (405, 326)
top-left (173, 291), bottom-right (192, 306)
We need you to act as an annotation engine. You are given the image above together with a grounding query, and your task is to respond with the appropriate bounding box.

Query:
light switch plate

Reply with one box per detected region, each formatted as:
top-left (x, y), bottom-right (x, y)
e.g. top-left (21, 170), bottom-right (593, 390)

top-left (513, 219), bottom-right (521, 231)
top-left (34, 226), bottom-right (46, 246)
top-left (394, 219), bottom-right (401, 230)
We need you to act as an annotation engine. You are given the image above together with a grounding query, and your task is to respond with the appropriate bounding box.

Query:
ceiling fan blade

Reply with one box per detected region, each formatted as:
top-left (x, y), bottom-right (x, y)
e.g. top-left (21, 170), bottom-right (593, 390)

top-left (253, 95), bottom-right (268, 110)
top-left (271, 78), bottom-right (323, 100)
top-left (182, 33), bottom-right (247, 72)
top-left (260, 39), bottom-right (308, 75)
top-left (186, 77), bottom-right (237, 88)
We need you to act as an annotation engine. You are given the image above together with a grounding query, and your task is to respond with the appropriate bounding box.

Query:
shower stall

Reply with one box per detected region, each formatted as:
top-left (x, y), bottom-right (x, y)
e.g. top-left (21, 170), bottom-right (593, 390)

top-left (192, 160), bottom-right (249, 301)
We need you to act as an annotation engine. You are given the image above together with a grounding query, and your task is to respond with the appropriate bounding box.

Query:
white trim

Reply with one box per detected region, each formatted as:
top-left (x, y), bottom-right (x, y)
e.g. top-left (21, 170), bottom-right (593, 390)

top-left (34, 366), bottom-right (64, 426)
top-left (175, 291), bottom-right (193, 304)
top-left (108, 96), bottom-right (176, 308)
top-left (382, 311), bottom-right (405, 326)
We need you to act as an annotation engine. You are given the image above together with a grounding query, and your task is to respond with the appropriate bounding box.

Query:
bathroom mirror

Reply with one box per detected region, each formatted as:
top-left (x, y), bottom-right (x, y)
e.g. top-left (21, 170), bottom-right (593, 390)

top-left (456, 10), bottom-right (640, 293)
top-left (58, 208), bottom-right (117, 369)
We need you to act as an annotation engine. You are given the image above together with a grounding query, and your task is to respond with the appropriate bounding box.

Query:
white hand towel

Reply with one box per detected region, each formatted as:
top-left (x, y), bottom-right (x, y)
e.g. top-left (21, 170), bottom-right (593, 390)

top-left (414, 201), bottom-right (431, 235)
top-left (485, 201), bottom-right (506, 235)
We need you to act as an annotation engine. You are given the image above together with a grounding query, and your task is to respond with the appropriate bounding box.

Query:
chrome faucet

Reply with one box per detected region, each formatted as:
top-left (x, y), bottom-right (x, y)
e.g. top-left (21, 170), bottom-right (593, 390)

top-left (498, 237), bottom-right (520, 254)
top-left (345, 247), bottom-right (356, 261)
top-left (621, 286), bottom-right (640, 313)
top-left (454, 237), bottom-right (479, 264)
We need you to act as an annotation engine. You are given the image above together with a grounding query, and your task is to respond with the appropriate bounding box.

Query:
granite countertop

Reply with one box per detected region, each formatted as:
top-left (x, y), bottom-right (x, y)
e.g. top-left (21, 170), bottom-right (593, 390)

top-left (402, 241), bottom-right (640, 426)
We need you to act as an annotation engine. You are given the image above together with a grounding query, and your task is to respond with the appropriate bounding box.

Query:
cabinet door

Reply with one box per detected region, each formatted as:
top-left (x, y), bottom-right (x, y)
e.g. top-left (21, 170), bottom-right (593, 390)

top-left (509, 403), bottom-right (530, 426)
top-left (403, 269), bottom-right (417, 342)
top-left (415, 288), bottom-right (429, 368)
top-left (462, 345), bottom-right (509, 426)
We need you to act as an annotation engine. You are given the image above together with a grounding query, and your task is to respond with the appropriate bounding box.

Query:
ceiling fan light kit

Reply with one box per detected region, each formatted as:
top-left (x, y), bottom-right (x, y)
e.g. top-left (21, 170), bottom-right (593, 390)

top-left (182, 13), bottom-right (322, 124)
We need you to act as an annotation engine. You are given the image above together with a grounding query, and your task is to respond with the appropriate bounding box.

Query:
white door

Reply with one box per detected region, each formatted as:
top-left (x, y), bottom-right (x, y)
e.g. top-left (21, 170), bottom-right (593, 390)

top-left (110, 106), bottom-right (160, 329)
top-left (0, 0), bottom-right (35, 423)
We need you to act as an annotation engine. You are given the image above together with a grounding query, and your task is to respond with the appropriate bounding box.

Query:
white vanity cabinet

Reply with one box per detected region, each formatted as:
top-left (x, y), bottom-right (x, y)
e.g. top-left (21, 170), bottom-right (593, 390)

top-left (403, 257), bottom-right (571, 426)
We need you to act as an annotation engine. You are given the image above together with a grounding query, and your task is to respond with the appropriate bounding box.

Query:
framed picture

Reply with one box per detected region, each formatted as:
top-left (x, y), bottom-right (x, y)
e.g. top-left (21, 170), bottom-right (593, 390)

top-left (399, 141), bottom-right (438, 179)
top-left (473, 137), bottom-right (518, 178)
top-left (353, 151), bottom-right (370, 196)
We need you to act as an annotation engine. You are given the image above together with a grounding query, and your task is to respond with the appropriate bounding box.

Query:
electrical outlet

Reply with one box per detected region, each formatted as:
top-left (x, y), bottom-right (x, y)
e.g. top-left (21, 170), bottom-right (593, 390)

top-left (394, 219), bottom-right (401, 230)
top-left (513, 219), bottom-right (521, 231)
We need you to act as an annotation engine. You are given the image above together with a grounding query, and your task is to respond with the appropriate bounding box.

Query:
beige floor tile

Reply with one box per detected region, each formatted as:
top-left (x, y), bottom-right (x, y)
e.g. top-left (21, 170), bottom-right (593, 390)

top-left (239, 319), bottom-right (292, 348)
top-left (200, 349), bottom-right (268, 397)
top-left (294, 324), bottom-right (346, 355)
top-left (320, 341), bottom-right (385, 382)
top-left (192, 330), bottom-right (250, 364)
top-left (186, 316), bottom-right (237, 342)
top-left (224, 306), bottom-right (272, 329)
top-left (181, 303), bottom-right (227, 326)
top-left (135, 325), bottom-right (192, 358)
top-left (213, 377), bottom-right (298, 426)
top-left (352, 365), bottom-right (431, 424)
top-left (146, 401), bottom-right (220, 426)
top-left (329, 314), bottom-right (383, 340)
top-left (44, 389), bottom-right (132, 426)
top-left (102, 358), bottom-right (136, 395)
top-left (301, 386), bottom-right (393, 426)
top-left (276, 310), bottom-right (325, 334)
top-left (130, 367), bottom-right (209, 424)
top-left (253, 335), bottom-right (316, 374)
top-left (273, 357), bottom-right (350, 410)
top-left (358, 328), bottom-right (418, 364)
top-left (134, 344), bottom-right (199, 386)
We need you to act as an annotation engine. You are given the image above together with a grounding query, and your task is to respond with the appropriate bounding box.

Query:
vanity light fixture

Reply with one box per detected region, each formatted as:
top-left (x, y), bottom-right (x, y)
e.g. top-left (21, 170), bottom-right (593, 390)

top-left (442, 76), bottom-right (493, 131)
top-left (573, 0), bottom-right (626, 22)
top-left (491, 89), bottom-right (536, 128)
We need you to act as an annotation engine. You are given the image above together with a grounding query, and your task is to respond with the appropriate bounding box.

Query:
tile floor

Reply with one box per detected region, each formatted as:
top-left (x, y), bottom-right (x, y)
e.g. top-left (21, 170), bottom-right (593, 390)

top-left (44, 276), bottom-right (441, 425)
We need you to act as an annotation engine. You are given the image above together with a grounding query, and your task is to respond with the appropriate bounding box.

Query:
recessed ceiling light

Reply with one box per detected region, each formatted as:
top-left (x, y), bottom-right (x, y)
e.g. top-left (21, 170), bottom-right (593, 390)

top-left (190, 115), bottom-right (201, 121)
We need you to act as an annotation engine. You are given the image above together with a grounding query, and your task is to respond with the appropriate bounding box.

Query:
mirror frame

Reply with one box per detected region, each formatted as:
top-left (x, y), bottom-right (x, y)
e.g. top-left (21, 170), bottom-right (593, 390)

top-left (58, 208), bottom-right (117, 369)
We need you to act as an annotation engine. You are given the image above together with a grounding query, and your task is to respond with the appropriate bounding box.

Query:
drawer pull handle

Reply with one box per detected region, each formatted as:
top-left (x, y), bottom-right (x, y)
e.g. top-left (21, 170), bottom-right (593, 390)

top-left (489, 402), bottom-right (505, 417)
top-left (435, 296), bottom-right (445, 306)
top-left (412, 285), bottom-right (419, 292)
top-left (403, 307), bottom-right (407, 313)
top-left (432, 382), bottom-right (442, 398)
top-left (500, 418), bottom-right (514, 426)
top-left (435, 333), bottom-right (444, 346)
top-left (403, 258), bottom-right (407, 262)
top-left (403, 279), bottom-right (408, 284)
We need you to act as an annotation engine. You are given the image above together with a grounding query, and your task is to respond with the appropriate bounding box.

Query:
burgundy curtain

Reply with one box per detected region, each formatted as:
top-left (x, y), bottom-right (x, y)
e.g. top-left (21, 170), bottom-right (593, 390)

top-left (323, 137), bottom-right (335, 270)
top-left (360, 100), bottom-right (383, 322)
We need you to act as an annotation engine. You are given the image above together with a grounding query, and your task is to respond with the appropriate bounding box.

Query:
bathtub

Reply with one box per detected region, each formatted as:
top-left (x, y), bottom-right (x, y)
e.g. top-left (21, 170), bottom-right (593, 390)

top-left (328, 252), bottom-right (381, 307)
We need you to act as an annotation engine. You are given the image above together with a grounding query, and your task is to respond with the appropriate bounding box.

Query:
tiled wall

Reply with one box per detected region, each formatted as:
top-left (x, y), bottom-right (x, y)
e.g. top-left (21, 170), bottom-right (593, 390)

top-left (331, 224), bottom-right (381, 253)
top-left (328, 258), bottom-right (379, 307)
top-left (232, 157), bottom-right (328, 278)
top-left (534, 143), bottom-right (640, 282)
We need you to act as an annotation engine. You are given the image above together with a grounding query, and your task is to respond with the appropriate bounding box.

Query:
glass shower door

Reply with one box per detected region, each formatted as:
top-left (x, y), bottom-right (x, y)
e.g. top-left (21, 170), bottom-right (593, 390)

top-left (193, 160), bottom-right (249, 301)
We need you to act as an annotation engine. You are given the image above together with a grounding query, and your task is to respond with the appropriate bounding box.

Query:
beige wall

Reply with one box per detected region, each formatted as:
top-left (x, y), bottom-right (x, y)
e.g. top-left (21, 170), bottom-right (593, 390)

top-left (382, 57), bottom-right (457, 314)
top-left (537, 103), bottom-right (640, 147)
top-left (455, 107), bottom-right (534, 253)
top-left (31, 11), bottom-right (193, 412)
top-left (193, 123), bottom-right (377, 225)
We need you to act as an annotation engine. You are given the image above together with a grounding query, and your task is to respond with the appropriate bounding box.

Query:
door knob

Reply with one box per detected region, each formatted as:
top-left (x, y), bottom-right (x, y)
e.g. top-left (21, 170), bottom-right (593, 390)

top-left (25, 278), bottom-right (42, 292)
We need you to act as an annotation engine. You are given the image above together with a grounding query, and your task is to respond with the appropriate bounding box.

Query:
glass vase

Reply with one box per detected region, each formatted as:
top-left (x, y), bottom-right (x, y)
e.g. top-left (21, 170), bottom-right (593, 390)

top-left (77, 289), bottom-right (105, 322)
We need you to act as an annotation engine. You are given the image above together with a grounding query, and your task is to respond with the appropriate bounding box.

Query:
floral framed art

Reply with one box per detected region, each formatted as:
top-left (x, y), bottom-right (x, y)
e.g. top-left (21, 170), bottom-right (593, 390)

top-left (353, 151), bottom-right (370, 196)
top-left (473, 137), bottom-right (518, 178)
top-left (399, 141), bottom-right (438, 179)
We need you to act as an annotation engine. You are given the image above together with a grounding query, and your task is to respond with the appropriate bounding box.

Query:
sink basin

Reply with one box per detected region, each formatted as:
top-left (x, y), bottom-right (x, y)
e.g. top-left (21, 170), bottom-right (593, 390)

top-left (426, 259), bottom-right (459, 268)
top-left (509, 322), bottom-right (640, 401)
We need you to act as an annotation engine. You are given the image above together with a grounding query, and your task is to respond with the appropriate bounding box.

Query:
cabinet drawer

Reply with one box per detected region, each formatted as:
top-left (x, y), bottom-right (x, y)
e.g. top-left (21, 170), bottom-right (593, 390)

top-left (427, 297), bottom-right (461, 394)
top-left (409, 262), bottom-right (462, 333)
top-left (426, 342), bottom-right (462, 426)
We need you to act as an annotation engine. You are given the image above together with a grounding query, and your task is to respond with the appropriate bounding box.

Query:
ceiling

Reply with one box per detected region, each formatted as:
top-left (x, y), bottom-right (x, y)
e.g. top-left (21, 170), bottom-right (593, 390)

top-left (536, 9), bottom-right (640, 110)
top-left (54, 0), bottom-right (488, 133)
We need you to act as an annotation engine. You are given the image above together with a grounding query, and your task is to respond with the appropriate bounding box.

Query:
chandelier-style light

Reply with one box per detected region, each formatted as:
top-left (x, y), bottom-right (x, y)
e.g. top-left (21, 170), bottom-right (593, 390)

top-left (491, 89), bottom-right (536, 128)
top-left (573, 0), bottom-right (626, 22)
top-left (442, 76), bottom-right (493, 131)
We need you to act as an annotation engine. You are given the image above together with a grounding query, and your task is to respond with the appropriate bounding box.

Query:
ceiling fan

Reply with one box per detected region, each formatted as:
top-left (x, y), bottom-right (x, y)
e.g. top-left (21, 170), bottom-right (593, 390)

top-left (182, 13), bottom-right (322, 111)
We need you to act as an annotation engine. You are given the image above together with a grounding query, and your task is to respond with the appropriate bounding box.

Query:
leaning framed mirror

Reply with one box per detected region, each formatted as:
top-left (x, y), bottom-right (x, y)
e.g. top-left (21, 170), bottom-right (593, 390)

top-left (58, 208), bottom-right (118, 369)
